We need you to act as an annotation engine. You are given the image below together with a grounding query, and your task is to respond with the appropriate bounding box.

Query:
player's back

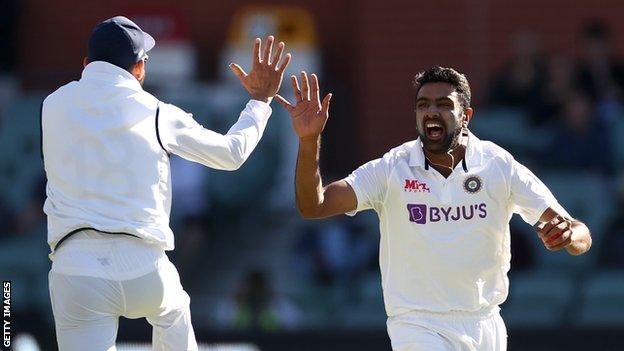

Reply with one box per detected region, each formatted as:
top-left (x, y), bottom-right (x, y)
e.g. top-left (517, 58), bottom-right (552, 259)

top-left (42, 61), bottom-right (174, 252)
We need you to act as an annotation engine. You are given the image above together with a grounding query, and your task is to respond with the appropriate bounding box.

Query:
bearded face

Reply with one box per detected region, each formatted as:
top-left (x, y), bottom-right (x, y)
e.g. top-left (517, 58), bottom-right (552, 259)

top-left (415, 82), bottom-right (467, 154)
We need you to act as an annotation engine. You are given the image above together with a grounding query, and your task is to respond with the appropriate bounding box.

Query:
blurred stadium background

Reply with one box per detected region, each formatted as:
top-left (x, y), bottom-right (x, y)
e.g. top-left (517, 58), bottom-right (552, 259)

top-left (1, 0), bottom-right (624, 350)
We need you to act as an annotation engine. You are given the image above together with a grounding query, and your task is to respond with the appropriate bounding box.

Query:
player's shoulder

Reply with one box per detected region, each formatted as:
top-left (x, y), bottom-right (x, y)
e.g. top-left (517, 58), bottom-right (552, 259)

top-left (43, 81), bottom-right (80, 106)
top-left (381, 140), bottom-right (417, 164)
top-left (156, 101), bottom-right (195, 124)
top-left (355, 140), bottom-right (414, 172)
top-left (476, 138), bottom-right (515, 165)
top-left (352, 141), bottom-right (415, 177)
top-left (134, 89), bottom-right (160, 108)
top-left (157, 100), bottom-right (187, 115)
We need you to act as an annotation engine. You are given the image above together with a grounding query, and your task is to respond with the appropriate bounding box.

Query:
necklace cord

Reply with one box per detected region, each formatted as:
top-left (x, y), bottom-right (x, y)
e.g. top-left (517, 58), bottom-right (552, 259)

top-left (424, 128), bottom-right (467, 171)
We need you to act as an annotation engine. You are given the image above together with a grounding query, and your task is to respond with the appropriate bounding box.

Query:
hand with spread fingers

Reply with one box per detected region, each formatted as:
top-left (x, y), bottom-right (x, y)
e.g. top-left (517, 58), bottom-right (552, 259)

top-left (274, 72), bottom-right (333, 140)
top-left (229, 36), bottom-right (291, 103)
top-left (536, 215), bottom-right (574, 251)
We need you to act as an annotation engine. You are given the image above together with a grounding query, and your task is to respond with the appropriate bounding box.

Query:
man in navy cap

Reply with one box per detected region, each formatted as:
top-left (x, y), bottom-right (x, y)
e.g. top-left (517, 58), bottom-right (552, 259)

top-left (42, 16), bottom-right (291, 350)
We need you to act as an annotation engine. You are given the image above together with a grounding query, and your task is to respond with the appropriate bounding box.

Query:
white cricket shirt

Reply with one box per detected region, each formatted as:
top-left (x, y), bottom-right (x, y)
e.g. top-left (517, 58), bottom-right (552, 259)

top-left (345, 132), bottom-right (561, 316)
top-left (42, 61), bottom-right (271, 254)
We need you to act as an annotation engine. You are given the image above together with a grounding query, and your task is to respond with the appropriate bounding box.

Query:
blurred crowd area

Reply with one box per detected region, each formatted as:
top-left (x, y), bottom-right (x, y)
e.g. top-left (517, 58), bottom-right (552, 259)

top-left (0, 2), bottom-right (624, 348)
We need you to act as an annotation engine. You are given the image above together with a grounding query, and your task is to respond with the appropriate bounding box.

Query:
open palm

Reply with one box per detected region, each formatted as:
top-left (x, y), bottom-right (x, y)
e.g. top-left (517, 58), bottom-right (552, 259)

top-left (229, 36), bottom-right (291, 103)
top-left (275, 72), bottom-right (332, 140)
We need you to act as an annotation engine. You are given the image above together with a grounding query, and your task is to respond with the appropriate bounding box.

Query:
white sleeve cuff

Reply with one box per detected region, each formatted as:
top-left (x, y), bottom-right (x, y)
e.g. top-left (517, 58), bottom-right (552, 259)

top-left (528, 201), bottom-right (552, 226)
top-left (246, 99), bottom-right (272, 123)
top-left (344, 176), bottom-right (362, 217)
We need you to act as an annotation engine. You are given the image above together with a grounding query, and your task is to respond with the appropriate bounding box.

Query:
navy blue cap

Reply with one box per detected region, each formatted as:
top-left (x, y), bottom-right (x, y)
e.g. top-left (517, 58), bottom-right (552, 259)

top-left (88, 16), bottom-right (155, 69)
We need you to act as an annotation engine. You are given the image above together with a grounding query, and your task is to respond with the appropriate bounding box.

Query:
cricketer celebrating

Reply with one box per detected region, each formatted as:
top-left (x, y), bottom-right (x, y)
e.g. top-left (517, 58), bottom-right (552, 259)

top-left (41, 16), bottom-right (290, 351)
top-left (276, 67), bottom-right (592, 351)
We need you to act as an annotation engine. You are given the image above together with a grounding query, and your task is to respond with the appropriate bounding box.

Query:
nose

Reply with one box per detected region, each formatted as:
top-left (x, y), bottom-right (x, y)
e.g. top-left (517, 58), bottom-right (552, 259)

top-left (424, 105), bottom-right (441, 118)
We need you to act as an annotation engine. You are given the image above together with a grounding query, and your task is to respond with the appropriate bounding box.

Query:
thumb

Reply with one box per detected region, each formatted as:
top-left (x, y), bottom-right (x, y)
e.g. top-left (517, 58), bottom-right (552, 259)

top-left (229, 63), bottom-right (247, 80)
top-left (274, 94), bottom-right (293, 112)
top-left (321, 93), bottom-right (333, 116)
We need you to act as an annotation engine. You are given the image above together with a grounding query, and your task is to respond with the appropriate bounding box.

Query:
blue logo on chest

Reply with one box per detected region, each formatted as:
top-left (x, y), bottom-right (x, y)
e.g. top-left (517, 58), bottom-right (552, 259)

top-left (407, 203), bottom-right (487, 224)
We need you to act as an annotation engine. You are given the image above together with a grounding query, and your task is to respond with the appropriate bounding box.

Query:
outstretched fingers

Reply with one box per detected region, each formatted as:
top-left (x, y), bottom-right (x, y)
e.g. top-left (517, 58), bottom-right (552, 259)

top-left (301, 71), bottom-right (310, 101)
top-left (229, 63), bottom-right (247, 80)
top-left (252, 38), bottom-right (261, 67)
top-left (271, 42), bottom-right (284, 68)
top-left (291, 75), bottom-right (303, 102)
top-left (277, 53), bottom-right (292, 73)
top-left (274, 95), bottom-right (294, 112)
top-left (262, 36), bottom-right (274, 64)
top-left (311, 74), bottom-right (321, 105)
top-left (321, 93), bottom-right (333, 116)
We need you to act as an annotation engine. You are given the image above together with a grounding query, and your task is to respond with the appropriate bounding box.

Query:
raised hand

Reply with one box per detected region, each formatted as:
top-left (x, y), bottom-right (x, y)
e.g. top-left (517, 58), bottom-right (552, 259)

top-left (275, 72), bottom-right (332, 140)
top-left (229, 36), bottom-right (291, 103)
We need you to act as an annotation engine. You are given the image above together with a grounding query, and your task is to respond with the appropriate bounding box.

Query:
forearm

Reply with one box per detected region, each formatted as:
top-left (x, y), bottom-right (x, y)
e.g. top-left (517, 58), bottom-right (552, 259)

top-left (167, 100), bottom-right (270, 170)
top-left (221, 100), bottom-right (271, 167)
top-left (295, 136), bottom-right (325, 218)
top-left (566, 221), bottom-right (592, 256)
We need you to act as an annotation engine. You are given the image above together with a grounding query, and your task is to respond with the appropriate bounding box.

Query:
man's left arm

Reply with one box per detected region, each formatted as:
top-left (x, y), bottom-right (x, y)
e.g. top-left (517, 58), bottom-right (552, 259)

top-left (158, 101), bottom-right (271, 171)
top-left (536, 207), bottom-right (592, 256)
top-left (158, 36), bottom-right (291, 171)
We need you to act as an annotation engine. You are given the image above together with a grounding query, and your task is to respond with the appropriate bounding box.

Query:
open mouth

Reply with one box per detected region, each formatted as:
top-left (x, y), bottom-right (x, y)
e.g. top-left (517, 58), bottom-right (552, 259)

top-left (425, 120), bottom-right (445, 141)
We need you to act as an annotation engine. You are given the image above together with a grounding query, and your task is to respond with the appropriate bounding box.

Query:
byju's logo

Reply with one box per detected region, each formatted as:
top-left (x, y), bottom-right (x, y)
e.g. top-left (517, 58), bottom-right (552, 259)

top-left (407, 204), bottom-right (427, 224)
top-left (407, 203), bottom-right (487, 224)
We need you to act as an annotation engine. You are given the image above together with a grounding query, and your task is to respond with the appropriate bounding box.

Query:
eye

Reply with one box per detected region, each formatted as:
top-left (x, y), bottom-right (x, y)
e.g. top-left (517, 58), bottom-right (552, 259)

top-left (417, 102), bottom-right (428, 109)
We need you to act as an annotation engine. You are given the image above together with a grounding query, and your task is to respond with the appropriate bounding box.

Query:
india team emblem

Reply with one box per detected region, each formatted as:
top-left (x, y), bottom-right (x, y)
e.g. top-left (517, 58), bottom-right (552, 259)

top-left (463, 175), bottom-right (482, 194)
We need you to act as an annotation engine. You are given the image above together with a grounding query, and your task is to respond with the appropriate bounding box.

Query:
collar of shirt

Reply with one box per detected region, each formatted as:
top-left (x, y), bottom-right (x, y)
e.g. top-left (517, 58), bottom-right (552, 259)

top-left (80, 61), bottom-right (143, 92)
top-left (408, 131), bottom-right (484, 170)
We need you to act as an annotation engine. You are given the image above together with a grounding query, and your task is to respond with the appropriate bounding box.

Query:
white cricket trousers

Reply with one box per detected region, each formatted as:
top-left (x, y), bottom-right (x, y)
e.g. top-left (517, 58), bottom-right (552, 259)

top-left (387, 307), bottom-right (507, 351)
top-left (48, 232), bottom-right (198, 351)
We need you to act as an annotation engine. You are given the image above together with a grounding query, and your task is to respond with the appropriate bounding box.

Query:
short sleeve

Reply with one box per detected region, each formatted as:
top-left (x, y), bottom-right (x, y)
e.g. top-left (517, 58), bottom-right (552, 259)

top-left (343, 157), bottom-right (390, 216)
top-left (510, 159), bottom-right (560, 225)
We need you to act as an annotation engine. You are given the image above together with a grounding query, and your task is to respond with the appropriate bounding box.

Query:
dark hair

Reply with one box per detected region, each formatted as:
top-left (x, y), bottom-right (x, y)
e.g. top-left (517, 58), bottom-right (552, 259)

top-left (413, 66), bottom-right (471, 108)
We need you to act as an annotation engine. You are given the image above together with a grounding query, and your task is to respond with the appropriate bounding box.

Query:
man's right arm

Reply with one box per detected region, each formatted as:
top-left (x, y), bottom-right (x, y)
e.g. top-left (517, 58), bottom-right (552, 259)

top-left (276, 72), bottom-right (372, 219)
top-left (296, 136), bottom-right (357, 218)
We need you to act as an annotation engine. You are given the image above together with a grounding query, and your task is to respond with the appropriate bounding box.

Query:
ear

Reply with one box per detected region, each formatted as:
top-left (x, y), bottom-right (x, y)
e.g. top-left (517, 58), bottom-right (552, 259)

top-left (83, 57), bottom-right (89, 68)
top-left (463, 107), bottom-right (474, 127)
top-left (132, 60), bottom-right (145, 80)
